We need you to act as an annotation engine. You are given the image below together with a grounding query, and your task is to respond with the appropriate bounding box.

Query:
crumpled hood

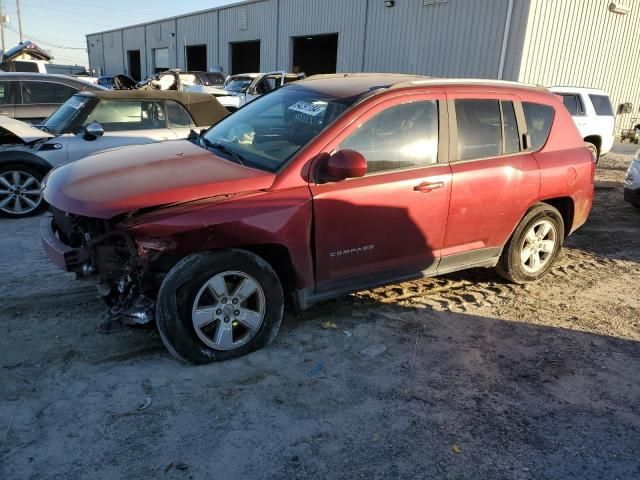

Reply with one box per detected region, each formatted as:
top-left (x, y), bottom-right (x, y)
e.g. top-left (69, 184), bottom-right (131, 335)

top-left (43, 140), bottom-right (276, 219)
top-left (0, 115), bottom-right (54, 144)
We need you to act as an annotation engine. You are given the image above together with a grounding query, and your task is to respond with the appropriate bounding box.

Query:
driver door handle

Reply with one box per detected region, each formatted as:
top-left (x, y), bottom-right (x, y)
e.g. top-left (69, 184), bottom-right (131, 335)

top-left (414, 181), bottom-right (444, 193)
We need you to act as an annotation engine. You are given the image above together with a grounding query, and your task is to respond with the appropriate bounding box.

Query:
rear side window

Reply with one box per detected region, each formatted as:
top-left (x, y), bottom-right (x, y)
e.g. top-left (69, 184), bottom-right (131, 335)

top-left (20, 81), bottom-right (76, 104)
top-left (560, 94), bottom-right (585, 116)
top-left (589, 94), bottom-right (613, 116)
top-left (455, 99), bottom-right (502, 160)
top-left (338, 100), bottom-right (439, 174)
top-left (522, 102), bottom-right (554, 151)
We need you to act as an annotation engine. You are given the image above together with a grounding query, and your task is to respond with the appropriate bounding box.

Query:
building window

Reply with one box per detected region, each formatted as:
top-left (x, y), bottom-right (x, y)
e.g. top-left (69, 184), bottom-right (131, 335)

top-left (153, 48), bottom-right (169, 74)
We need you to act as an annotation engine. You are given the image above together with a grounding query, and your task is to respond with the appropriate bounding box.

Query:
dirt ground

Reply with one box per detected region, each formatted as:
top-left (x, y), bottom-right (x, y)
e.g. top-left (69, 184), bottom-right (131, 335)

top-left (1, 148), bottom-right (639, 480)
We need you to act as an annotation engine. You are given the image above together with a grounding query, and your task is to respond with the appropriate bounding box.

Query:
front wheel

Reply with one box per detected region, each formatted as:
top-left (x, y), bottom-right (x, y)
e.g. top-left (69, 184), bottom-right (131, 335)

top-left (0, 164), bottom-right (47, 218)
top-left (496, 204), bottom-right (564, 284)
top-left (156, 249), bottom-right (284, 364)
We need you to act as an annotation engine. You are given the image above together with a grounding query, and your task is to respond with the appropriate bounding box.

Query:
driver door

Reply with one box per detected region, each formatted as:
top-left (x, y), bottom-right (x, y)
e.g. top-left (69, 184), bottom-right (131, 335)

top-left (310, 93), bottom-right (452, 294)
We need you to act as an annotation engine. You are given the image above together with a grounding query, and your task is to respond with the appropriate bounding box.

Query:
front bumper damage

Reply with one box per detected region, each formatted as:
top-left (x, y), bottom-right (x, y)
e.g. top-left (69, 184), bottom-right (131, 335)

top-left (40, 210), bottom-right (159, 331)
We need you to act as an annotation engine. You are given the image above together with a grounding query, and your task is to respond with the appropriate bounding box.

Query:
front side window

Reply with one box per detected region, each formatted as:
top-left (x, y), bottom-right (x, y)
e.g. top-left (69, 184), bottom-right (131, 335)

top-left (338, 100), bottom-right (438, 174)
top-left (522, 102), bottom-right (555, 151)
top-left (589, 94), bottom-right (613, 116)
top-left (560, 94), bottom-right (585, 116)
top-left (21, 81), bottom-right (76, 104)
top-left (202, 85), bottom-right (368, 172)
top-left (83, 100), bottom-right (167, 131)
top-left (166, 100), bottom-right (194, 128)
top-left (455, 99), bottom-right (502, 160)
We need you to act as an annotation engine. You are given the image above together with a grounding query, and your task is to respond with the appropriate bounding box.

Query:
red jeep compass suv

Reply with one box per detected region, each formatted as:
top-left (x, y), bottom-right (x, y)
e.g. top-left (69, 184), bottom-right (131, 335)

top-left (40, 74), bottom-right (594, 363)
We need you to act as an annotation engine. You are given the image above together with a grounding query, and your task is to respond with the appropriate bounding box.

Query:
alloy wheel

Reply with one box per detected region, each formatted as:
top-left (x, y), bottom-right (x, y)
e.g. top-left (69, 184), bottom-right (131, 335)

top-left (191, 270), bottom-right (266, 351)
top-left (0, 170), bottom-right (42, 216)
top-left (520, 219), bottom-right (557, 273)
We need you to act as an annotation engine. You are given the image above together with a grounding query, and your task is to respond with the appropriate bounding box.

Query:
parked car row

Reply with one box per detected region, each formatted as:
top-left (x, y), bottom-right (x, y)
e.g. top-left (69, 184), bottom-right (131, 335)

top-left (33, 73), bottom-right (595, 363)
top-left (0, 90), bottom-right (228, 217)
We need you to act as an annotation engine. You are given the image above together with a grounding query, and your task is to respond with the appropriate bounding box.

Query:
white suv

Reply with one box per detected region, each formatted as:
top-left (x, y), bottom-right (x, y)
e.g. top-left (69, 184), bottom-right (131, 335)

top-left (550, 86), bottom-right (614, 161)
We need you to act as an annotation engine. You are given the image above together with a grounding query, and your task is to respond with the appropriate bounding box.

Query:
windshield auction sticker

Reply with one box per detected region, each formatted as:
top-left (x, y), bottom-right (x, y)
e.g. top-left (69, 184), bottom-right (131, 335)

top-left (288, 101), bottom-right (327, 117)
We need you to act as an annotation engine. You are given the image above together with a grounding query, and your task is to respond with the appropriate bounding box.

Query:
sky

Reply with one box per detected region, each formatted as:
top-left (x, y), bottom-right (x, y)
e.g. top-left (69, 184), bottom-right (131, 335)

top-left (0, 0), bottom-right (240, 66)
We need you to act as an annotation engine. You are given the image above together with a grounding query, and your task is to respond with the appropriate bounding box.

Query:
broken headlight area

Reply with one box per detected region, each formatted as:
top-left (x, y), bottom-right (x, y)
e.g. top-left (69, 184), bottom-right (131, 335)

top-left (50, 207), bottom-right (178, 332)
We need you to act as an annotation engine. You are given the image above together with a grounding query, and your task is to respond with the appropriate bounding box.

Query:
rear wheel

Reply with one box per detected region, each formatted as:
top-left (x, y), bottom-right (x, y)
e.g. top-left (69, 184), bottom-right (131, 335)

top-left (156, 249), bottom-right (284, 364)
top-left (496, 204), bottom-right (564, 283)
top-left (0, 164), bottom-right (46, 218)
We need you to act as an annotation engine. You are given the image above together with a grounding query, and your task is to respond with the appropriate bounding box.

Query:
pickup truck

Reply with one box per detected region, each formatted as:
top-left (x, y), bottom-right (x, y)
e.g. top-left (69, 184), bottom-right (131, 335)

top-left (190, 71), bottom-right (305, 111)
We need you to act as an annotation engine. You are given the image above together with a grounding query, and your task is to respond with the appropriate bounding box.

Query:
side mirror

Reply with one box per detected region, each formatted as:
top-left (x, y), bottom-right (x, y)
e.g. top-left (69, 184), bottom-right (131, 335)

top-left (326, 149), bottom-right (367, 180)
top-left (84, 122), bottom-right (104, 140)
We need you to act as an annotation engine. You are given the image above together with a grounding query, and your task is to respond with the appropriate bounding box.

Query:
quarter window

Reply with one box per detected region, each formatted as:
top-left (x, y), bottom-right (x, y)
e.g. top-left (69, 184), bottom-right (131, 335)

top-left (0, 81), bottom-right (10, 105)
top-left (338, 100), bottom-right (439, 174)
top-left (166, 100), bottom-right (193, 128)
top-left (20, 81), bottom-right (76, 104)
top-left (501, 101), bottom-right (520, 155)
top-left (455, 99), bottom-right (502, 161)
top-left (522, 102), bottom-right (555, 151)
top-left (560, 94), bottom-right (585, 116)
top-left (83, 100), bottom-right (167, 131)
top-left (589, 94), bottom-right (613, 116)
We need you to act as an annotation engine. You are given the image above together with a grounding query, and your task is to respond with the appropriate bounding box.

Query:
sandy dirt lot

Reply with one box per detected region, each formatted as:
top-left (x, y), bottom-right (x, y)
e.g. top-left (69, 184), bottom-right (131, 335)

top-left (1, 150), bottom-right (639, 479)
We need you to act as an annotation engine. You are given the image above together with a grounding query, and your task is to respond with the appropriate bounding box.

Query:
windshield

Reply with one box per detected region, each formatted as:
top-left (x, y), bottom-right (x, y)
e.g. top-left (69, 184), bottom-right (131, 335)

top-left (224, 77), bottom-right (253, 93)
top-left (201, 85), bottom-right (365, 172)
top-left (41, 95), bottom-right (95, 134)
top-left (204, 72), bottom-right (225, 85)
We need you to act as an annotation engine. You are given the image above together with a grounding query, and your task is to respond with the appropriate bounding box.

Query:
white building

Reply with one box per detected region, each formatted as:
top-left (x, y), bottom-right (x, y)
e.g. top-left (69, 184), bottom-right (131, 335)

top-left (87, 0), bottom-right (640, 133)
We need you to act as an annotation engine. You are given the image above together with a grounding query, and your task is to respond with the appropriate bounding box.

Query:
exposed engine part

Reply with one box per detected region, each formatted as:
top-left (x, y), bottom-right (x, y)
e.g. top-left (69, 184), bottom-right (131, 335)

top-left (96, 274), bottom-right (155, 333)
top-left (81, 262), bottom-right (95, 276)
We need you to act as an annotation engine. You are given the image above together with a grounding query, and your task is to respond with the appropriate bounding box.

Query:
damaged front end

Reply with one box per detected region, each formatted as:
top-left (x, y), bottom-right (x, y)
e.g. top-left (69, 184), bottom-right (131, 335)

top-left (41, 207), bottom-right (174, 331)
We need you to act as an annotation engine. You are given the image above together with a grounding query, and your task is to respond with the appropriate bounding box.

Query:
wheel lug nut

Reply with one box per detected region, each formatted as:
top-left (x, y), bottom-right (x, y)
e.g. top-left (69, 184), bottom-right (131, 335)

top-left (216, 309), bottom-right (222, 315)
top-left (234, 310), bottom-right (240, 316)
top-left (221, 298), bottom-right (227, 304)
top-left (232, 298), bottom-right (238, 305)
top-left (224, 317), bottom-right (230, 323)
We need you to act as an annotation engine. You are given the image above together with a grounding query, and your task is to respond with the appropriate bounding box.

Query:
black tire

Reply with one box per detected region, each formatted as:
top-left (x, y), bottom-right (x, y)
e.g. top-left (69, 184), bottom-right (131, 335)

top-left (585, 142), bottom-right (599, 163)
top-left (496, 203), bottom-right (564, 284)
top-left (156, 249), bottom-right (284, 364)
top-left (0, 163), bottom-right (47, 218)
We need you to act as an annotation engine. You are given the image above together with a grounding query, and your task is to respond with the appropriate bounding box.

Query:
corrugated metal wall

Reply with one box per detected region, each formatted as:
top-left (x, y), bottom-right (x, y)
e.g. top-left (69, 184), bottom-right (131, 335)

top-left (277, 0), bottom-right (367, 71)
top-left (219, 0), bottom-right (278, 72)
top-left (363, 0), bottom-right (518, 78)
top-left (518, 0), bottom-right (640, 133)
top-left (101, 31), bottom-right (124, 76)
top-left (176, 11), bottom-right (219, 71)
top-left (122, 26), bottom-right (147, 78)
top-left (86, 34), bottom-right (104, 76)
top-left (145, 19), bottom-right (178, 74)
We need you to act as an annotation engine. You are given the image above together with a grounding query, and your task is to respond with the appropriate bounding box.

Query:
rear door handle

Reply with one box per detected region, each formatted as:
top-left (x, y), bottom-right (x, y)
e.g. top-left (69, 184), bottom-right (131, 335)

top-left (414, 181), bottom-right (444, 193)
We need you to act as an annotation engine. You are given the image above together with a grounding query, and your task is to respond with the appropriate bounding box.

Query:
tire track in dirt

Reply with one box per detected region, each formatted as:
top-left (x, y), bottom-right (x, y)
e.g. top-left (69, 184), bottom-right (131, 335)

top-left (352, 248), bottom-right (626, 314)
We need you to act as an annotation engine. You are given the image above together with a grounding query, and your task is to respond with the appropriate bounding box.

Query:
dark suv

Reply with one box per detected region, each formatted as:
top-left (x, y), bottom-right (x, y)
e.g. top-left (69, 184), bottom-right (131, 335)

top-left (40, 74), bottom-right (594, 364)
top-left (0, 72), bottom-right (103, 123)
